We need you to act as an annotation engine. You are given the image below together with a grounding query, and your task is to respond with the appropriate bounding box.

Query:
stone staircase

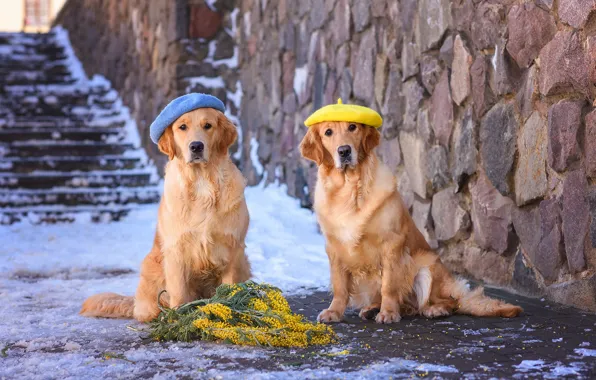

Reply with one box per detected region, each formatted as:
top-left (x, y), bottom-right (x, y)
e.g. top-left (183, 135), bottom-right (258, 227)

top-left (0, 28), bottom-right (161, 224)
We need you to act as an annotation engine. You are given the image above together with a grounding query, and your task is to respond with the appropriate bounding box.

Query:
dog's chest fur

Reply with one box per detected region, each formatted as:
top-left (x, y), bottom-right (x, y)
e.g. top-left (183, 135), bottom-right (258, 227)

top-left (314, 162), bottom-right (400, 274)
top-left (159, 164), bottom-right (242, 273)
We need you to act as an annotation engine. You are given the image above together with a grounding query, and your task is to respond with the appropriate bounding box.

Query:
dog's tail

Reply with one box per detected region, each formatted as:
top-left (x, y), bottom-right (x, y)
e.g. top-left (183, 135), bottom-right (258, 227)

top-left (80, 292), bottom-right (134, 319)
top-left (449, 279), bottom-right (523, 318)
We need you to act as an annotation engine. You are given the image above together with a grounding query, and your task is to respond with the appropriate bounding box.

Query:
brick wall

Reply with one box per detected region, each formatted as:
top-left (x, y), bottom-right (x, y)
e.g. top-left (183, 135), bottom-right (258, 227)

top-left (236, 0), bottom-right (596, 311)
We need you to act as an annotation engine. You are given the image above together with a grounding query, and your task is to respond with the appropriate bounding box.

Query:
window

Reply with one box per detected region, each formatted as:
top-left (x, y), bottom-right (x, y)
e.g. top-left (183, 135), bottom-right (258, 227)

top-left (24, 0), bottom-right (51, 31)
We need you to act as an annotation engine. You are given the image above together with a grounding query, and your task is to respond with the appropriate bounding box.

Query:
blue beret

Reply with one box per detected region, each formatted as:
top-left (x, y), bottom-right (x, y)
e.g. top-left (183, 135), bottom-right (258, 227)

top-left (149, 93), bottom-right (225, 144)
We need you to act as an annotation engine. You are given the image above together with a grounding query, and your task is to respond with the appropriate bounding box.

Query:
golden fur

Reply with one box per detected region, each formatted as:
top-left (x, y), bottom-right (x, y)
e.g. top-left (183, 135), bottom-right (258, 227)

top-left (80, 108), bottom-right (251, 322)
top-left (300, 121), bottom-right (522, 324)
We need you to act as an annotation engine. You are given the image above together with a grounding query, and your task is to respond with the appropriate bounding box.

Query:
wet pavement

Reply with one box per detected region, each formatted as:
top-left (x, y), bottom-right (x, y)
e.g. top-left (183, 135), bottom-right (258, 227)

top-left (274, 287), bottom-right (596, 378)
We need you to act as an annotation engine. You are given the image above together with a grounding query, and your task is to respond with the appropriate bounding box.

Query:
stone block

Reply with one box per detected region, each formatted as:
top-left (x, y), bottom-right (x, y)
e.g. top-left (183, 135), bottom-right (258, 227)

top-left (399, 131), bottom-right (428, 199)
top-left (506, 2), bottom-right (556, 69)
top-left (480, 102), bottom-right (518, 196)
top-left (547, 100), bottom-right (583, 172)
top-left (470, 173), bottom-right (514, 254)
top-left (451, 34), bottom-right (472, 105)
top-left (432, 186), bottom-right (470, 241)
top-left (452, 107), bottom-right (477, 187)
top-left (430, 71), bottom-right (453, 147)
top-left (514, 112), bottom-right (548, 206)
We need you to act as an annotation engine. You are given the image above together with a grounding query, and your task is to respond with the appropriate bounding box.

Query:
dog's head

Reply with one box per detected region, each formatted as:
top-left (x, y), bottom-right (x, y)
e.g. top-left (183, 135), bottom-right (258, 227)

top-left (157, 108), bottom-right (237, 164)
top-left (299, 121), bottom-right (380, 170)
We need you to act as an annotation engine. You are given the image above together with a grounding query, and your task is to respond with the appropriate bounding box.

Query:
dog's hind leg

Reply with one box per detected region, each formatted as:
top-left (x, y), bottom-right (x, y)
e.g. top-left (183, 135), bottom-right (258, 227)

top-left (133, 239), bottom-right (166, 322)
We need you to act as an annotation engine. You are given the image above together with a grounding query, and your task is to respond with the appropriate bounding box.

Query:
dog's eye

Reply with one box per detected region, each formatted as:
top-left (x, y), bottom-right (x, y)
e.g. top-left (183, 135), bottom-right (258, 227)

top-left (179, 124), bottom-right (187, 131)
top-left (348, 124), bottom-right (357, 132)
top-left (325, 129), bottom-right (333, 136)
top-left (204, 123), bottom-right (212, 130)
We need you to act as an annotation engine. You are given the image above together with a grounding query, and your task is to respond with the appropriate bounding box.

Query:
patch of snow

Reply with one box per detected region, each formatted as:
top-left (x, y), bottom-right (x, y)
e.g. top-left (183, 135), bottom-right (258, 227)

top-left (208, 357), bottom-right (458, 379)
top-left (53, 26), bottom-right (88, 83)
top-left (243, 11), bottom-right (251, 37)
top-left (22, 96), bottom-right (39, 105)
top-left (515, 360), bottom-right (545, 372)
top-left (575, 348), bottom-right (596, 357)
top-left (547, 363), bottom-right (582, 378)
top-left (185, 76), bottom-right (225, 92)
top-left (514, 358), bottom-right (587, 379)
top-left (293, 65), bottom-right (308, 96)
top-left (0, 45), bottom-right (12, 55)
top-left (211, 46), bottom-right (239, 68)
top-left (228, 8), bottom-right (240, 38)
top-left (244, 183), bottom-right (327, 293)
top-left (250, 136), bottom-right (264, 176)
top-left (205, 0), bottom-right (217, 11)
top-left (0, 160), bottom-right (13, 170)
top-left (227, 80), bottom-right (243, 109)
top-left (88, 74), bottom-right (110, 90)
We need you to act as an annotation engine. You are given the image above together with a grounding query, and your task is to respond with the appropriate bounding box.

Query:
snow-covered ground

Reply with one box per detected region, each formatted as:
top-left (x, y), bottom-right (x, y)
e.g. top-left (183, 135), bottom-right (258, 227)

top-left (0, 184), bottom-right (331, 378)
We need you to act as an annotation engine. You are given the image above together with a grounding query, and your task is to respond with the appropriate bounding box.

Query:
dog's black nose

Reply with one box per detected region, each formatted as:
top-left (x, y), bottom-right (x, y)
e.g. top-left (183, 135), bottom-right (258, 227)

top-left (190, 141), bottom-right (204, 153)
top-left (338, 145), bottom-right (351, 158)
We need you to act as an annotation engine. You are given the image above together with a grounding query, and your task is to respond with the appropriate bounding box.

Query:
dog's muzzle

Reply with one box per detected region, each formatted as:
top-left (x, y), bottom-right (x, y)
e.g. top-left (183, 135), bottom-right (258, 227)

top-left (337, 145), bottom-right (352, 165)
top-left (189, 141), bottom-right (204, 161)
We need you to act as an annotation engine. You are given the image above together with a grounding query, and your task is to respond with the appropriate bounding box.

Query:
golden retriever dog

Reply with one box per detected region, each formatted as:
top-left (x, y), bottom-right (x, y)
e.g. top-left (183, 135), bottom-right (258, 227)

top-left (300, 121), bottom-right (522, 324)
top-left (80, 108), bottom-right (251, 322)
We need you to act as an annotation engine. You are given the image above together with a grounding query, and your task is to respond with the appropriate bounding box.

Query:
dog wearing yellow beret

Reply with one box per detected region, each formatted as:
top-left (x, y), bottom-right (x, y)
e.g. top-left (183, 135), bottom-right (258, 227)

top-left (81, 94), bottom-right (251, 322)
top-left (300, 99), bottom-right (522, 324)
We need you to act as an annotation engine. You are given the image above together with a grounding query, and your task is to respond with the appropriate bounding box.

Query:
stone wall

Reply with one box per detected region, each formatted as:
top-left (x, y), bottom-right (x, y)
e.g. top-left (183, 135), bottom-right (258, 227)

top-left (236, 0), bottom-right (596, 310)
top-left (54, 0), bottom-right (241, 170)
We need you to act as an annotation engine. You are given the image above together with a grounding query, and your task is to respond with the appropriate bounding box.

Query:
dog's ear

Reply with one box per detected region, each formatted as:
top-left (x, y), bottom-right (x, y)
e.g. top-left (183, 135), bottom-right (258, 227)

top-left (362, 126), bottom-right (381, 156)
top-left (300, 127), bottom-right (324, 165)
top-left (157, 126), bottom-right (176, 160)
top-left (216, 112), bottom-right (238, 154)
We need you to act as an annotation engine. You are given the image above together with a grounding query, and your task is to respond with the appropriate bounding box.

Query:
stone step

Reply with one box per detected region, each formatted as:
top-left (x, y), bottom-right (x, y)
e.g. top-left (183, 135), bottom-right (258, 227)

top-left (0, 32), bottom-right (55, 44)
top-left (0, 73), bottom-right (76, 86)
top-left (0, 187), bottom-right (161, 207)
top-left (3, 83), bottom-right (112, 99)
top-left (6, 104), bottom-right (122, 118)
top-left (0, 156), bottom-right (146, 173)
top-left (0, 64), bottom-right (70, 76)
top-left (1, 141), bottom-right (134, 157)
top-left (0, 204), bottom-right (136, 225)
top-left (0, 30), bottom-right (160, 223)
top-left (1, 94), bottom-right (97, 111)
top-left (2, 115), bottom-right (125, 129)
top-left (0, 127), bottom-right (124, 142)
top-left (0, 169), bottom-right (157, 189)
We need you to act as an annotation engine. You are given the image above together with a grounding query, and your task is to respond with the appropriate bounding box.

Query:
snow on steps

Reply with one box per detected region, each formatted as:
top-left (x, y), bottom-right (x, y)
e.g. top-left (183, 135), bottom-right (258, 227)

top-left (0, 27), bottom-right (160, 224)
top-left (0, 156), bottom-right (147, 173)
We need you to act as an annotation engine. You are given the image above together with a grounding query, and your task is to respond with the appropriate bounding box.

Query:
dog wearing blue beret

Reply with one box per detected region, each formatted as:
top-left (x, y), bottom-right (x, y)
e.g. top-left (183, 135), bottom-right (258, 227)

top-left (81, 94), bottom-right (252, 322)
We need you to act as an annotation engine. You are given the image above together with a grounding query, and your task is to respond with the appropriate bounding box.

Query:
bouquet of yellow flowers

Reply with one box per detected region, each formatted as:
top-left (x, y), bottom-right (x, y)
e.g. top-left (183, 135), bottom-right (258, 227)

top-left (150, 281), bottom-right (336, 348)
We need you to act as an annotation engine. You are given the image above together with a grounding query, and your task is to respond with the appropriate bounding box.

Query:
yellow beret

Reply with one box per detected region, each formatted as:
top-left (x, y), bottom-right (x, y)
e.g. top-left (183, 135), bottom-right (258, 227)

top-left (304, 99), bottom-right (383, 128)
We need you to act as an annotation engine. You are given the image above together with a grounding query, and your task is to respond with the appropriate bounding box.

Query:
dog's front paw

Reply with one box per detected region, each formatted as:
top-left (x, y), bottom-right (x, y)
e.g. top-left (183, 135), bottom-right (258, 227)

top-left (317, 309), bottom-right (343, 323)
top-left (375, 310), bottom-right (401, 324)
